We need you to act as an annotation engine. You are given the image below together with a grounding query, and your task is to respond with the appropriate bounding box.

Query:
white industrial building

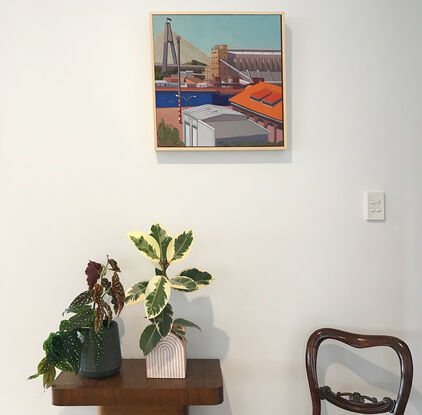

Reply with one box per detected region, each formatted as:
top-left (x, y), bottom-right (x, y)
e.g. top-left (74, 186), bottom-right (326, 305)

top-left (182, 105), bottom-right (269, 147)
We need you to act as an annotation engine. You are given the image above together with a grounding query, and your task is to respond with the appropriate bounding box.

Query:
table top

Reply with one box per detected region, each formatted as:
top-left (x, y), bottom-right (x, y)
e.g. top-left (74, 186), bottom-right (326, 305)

top-left (52, 359), bottom-right (223, 407)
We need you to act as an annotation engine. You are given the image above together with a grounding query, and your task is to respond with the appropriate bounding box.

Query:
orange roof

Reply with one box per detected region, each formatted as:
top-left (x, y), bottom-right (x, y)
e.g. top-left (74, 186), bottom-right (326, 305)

top-left (229, 82), bottom-right (283, 121)
top-left (163, 76), bottom-right (179, 83)
top-left (185, 77), bottom-right (203, 84)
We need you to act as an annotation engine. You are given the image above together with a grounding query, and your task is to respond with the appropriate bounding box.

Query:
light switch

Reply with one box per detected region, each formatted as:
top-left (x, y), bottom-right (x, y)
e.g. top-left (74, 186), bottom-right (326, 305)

top-left (364, 192), bottom-right (385, 221)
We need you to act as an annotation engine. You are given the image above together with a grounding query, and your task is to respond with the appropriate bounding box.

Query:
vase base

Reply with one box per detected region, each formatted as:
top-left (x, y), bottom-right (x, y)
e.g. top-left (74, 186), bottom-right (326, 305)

top-left (80, 366), bottom-right (120, 379)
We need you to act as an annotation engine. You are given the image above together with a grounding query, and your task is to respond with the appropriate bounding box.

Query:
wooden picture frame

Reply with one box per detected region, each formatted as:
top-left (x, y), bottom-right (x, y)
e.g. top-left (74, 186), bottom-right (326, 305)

top-left (151, 12), bottom-right (287, 151)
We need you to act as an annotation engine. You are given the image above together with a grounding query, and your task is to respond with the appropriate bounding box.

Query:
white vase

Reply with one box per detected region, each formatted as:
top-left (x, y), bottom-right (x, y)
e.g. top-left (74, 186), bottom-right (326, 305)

top-left (146, 332), bottom-right (187, 378)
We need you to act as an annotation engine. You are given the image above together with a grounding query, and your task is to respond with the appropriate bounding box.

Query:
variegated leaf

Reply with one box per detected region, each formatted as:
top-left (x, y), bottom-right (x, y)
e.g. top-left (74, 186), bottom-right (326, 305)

top-left (100, 300), bottom-right (113, 321)
top-left (66, 306), bottom-right (93, 331)
top-left (125, 281), bottom-right (149, 305)
top-left (179, 268), bottom-right (213, 288)
top-left (127, 231), bottom-right (161, 264)
top-left (139, 324), bottom-right (162, 355)
top-left (144, 275), bottom-right (171, 319)
top-left (173, 318), bottom-right (202, 331)
top-left (169, 276), bottom-right (197, 292)
top-left (55, 359), bottom-right (73, 372)
top-left (69, 290), bottom-right (94, 308)
top-left (61, 330), bottom-right (82, 373)
top-left (172, 327), bottom-right (187, 342)
top-left (43, 365), bottom-right (56, 388)
top-left (94, 305), bottom-right (105, 333)
top-left (43, 333), bottom-right (67, 366)
top-left (107, 257), bottom-right (121, 272)
top-left (150, 223), bottom-right (172, 263)
top-left (153, 303), bottom-right (174, 337)
top-left (93, 283), bottom-right (103, 302)
top-left (28, 357), bottom-right (48, 380)
top-left (87, 325), bottom-right (105, 365)
top-left (111, 272), bottom-right (125, 315)
top-left (101, 277), bottom-right (111, 292)
top-left (65, 304), bottom-right (91, 315)
top-left (166, 230), bottom-right (193, 264)
top-left (38, 356), bottom-right (49, 374)
top-left (85, 261), bottom-right (102, 290)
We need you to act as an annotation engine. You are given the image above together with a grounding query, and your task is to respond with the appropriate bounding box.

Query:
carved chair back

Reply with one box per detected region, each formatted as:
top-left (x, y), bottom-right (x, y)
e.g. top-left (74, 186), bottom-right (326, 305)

top-left (306, 328), bottom-right (413, 415)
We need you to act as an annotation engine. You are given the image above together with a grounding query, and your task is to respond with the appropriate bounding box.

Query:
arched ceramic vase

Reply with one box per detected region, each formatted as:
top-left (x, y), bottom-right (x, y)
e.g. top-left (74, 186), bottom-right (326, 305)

top-left (146, 331), bottom-right (186, 378)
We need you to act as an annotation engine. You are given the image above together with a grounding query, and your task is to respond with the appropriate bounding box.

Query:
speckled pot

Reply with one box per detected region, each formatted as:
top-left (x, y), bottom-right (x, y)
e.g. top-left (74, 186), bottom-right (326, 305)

top-left (79, 320), bottom-right (122, 379)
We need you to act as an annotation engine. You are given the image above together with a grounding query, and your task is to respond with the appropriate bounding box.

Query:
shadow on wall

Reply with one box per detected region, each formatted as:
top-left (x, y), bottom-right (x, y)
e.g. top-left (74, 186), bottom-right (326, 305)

top-left (317, 344), bottom-right (421, 415)
top-left (155, 26), bottom-right (292, 166)
top-left (170, 295), bottom-right (233, 415)
top-left (170, 294), bottom-right (230, 358)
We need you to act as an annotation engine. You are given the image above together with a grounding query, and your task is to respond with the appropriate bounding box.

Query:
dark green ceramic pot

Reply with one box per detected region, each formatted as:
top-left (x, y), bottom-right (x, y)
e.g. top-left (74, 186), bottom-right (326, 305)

top-left (79, 320), bottom-right (122, 379)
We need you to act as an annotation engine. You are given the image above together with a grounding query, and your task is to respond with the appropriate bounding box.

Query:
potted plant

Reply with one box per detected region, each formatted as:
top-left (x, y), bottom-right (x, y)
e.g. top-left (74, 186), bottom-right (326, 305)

top-left (125, 223), bottom-right (214, 378)
top-left (28, 257), bottom-right (125, 387)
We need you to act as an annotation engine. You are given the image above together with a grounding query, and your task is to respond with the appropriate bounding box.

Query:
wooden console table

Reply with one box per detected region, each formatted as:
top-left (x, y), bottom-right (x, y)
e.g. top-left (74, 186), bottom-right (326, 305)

top-left (52, 359), bottom-right (223, 415)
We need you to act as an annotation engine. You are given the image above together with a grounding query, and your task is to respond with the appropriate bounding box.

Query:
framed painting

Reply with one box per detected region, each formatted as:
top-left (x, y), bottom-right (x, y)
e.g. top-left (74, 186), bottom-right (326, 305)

top-left (151, 12), bottom-right (286, 151)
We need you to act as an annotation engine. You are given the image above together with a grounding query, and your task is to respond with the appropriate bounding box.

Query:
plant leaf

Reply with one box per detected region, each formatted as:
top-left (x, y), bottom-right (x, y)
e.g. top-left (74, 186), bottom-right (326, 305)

top-left (173, 318), bottom-right (202, 331)
top-left (139, 324), bottom-right (162, 355)
top-left (150, 223), bottom-right (172, 263)
top-left (69, 290), bottom-right (94, 308)
top-left (153, 303), bottom-right (174, 337)
top-left (127, 231), bottom-right (161, 264)
top-left (38, 357), bottom-right (49, 374)
top-left (100, 299), bottom-right (113, 321)
top-left (179, 268), bottom-right (213, 288)
top-left (107, 257), bottom-right (121, 272)
top-left (93, 283), bottom-right (103, 302)
top-left (55, 359), bottom-right (73, 372)
top-left (172, 327), bottom-right (187, 342)
top-left (85, 261), bottom-right (102, 290)
top-left (94, 305), bottom-right (105, 333)
top-left (169, 276), bottom-right (197, 292)
top-left (28, 357), bottom-right (49, 380)
top-left (111, 272), bottom-right (125, 315)
top-left (59, 319), bottom-right (70, 331)
top-left (125, 281), bottom-right (149, 305)
top-left (66, 307), bottom-right (94, 331)
top-left (43, 333), bottom-right (66, 366)
top-left (166, 230), bottom-right (193, 264)
top-left (101, 277), bottom-right (111, 292)
top-left (43, 365), bottom-right (56, 388)
top-left (59, 330), bottom-right (82, 372)
top-left (65, 304), bottom-right (92, 315)
top-left (88, 326), bottom-right (105, 365)
top-left (144, 275), bottom-right (171, 319)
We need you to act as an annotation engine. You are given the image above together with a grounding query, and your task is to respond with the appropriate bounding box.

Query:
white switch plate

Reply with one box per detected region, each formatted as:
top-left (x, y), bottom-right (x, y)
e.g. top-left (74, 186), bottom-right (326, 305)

top-left (364, 191), bottom-right (385, 221)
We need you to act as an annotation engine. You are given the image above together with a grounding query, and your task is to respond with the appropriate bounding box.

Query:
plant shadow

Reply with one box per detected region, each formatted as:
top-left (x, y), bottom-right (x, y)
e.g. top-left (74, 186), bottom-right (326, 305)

top-left (166, 294), bottom-right (233, 415)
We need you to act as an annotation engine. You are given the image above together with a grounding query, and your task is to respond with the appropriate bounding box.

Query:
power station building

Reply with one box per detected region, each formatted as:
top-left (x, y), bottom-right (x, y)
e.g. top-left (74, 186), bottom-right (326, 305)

top-left (205, 45), bottom-right (283, 85)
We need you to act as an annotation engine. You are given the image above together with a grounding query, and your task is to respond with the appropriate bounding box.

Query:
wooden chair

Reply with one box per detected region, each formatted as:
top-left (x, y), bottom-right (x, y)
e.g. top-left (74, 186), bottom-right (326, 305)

top-left (306, 328), bottom-right (413, 415)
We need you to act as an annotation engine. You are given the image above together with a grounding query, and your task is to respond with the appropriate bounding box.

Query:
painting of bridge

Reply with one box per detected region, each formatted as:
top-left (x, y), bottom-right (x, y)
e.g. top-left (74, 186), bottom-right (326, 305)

top-left (151, 12), bottom-right (286, 151)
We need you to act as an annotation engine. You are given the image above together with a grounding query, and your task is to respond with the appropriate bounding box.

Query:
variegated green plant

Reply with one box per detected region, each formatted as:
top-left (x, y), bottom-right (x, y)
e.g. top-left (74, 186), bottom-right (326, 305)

top-left (125, 224), bottom-right (213, 355)
top-left (28, 257), bottom-right (125, 388)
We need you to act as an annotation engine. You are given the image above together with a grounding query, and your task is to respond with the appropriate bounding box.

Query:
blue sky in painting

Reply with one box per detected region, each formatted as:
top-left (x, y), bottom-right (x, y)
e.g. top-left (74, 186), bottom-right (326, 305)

top-left (152, 14), bottom-right (281, 55)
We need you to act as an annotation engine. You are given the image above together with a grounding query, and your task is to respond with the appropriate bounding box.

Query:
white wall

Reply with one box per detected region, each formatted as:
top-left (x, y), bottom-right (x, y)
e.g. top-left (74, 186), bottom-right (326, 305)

top-left (1, 1), bottom-right (421, 414)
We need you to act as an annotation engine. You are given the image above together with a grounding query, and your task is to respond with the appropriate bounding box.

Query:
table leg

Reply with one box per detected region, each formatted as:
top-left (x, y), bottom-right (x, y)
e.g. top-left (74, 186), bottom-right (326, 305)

top-left (98, 406), bottom-right (189, 415)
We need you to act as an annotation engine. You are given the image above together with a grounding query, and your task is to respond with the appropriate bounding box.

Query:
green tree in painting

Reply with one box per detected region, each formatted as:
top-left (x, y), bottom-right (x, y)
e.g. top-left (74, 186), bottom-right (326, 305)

top-left (155, 68), bottom-right (177, 80)
top-left (157, 119), bottom-right (184, 147)
top-left (185, 59), bottom-right (206, 66)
